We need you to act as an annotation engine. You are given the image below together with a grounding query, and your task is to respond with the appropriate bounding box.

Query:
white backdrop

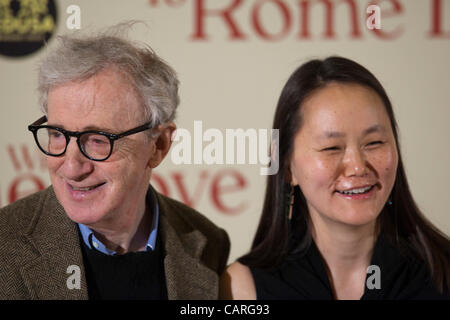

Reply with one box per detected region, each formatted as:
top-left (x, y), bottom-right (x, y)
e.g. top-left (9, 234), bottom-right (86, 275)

top-left (1, 0), bottom-right (449, 263)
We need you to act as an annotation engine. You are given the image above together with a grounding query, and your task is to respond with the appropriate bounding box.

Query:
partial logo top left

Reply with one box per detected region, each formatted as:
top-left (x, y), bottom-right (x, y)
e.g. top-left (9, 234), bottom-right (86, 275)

top-left (0, 0), bottom-right (57, 58)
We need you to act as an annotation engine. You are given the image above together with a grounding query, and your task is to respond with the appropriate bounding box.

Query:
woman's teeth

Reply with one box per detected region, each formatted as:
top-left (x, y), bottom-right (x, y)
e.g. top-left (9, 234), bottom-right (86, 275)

top-left (337, 185), bottom-right (373, 195)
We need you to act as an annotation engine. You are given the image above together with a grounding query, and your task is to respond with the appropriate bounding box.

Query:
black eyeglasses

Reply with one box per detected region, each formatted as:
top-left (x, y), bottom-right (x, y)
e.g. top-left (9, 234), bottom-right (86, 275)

top-left (28, 116), bottom-right (154, 161)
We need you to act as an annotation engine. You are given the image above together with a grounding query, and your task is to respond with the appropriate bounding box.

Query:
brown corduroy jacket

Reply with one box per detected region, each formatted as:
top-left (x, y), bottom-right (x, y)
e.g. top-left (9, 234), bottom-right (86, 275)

top-left (0, 186), bottom-right (230, 300)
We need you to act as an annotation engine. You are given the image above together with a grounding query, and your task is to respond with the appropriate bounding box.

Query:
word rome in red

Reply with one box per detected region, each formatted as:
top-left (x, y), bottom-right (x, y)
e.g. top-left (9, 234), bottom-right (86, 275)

top-left (150, 0), bottom-right (450, 41)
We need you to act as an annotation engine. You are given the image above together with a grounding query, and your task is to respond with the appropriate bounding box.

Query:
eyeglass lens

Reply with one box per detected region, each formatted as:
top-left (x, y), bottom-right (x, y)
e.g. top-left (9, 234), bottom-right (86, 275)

top-left (35, 128), bottom-right (111, 160)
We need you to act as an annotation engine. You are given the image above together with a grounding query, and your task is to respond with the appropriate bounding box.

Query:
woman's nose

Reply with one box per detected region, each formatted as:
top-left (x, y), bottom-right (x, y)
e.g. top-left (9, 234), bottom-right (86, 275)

top-left (343, 149), bottom-right (367, 177)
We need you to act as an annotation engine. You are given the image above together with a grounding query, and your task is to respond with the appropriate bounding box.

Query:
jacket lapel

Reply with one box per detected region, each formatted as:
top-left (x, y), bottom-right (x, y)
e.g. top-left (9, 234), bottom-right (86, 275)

top-left (20, 188), bottom-right (88, 299)
top-left (157, 195), bottom-right (219, 300)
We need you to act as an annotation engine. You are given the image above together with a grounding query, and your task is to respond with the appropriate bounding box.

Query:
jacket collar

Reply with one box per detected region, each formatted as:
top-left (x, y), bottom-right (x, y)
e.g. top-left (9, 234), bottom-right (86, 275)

top-left (155, 189), bottom-right (219, 299)
top-left (20, 186), bottom-right (217, 300)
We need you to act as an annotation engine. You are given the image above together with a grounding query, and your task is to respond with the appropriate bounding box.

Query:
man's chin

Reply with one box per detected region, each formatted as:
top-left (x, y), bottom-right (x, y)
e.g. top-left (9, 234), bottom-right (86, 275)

top-left (55, 195), bottom-right (103, 225)
top-left (63, 207), bottom-right (105, 226)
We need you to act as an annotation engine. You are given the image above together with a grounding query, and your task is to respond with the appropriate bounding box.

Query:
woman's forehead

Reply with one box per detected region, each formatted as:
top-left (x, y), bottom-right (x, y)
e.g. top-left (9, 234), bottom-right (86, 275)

top-left (299, 83), bottom-right (390, 134)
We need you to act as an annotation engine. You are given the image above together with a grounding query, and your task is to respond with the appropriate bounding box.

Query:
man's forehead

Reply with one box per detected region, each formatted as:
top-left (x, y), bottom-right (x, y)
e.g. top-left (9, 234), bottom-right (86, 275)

top-left (47, 68), bottom-right (145, 131)
top-left (47, 95), bottom-right (144, 133)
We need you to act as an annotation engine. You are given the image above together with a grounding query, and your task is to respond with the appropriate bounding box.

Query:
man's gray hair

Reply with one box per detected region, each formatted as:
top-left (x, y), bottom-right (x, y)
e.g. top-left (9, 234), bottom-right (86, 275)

top-left (37, 23), bottom-right (179, 127)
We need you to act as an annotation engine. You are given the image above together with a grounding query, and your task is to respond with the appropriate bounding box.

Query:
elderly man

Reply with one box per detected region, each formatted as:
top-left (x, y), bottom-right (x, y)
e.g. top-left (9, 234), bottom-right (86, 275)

top-left (0, 28), bottom-right (230, 300)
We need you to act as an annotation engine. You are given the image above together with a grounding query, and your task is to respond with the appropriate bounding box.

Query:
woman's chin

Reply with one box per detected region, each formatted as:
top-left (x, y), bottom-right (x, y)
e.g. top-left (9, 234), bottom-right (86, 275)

top-left (333, 211), bottom-right (379, 228)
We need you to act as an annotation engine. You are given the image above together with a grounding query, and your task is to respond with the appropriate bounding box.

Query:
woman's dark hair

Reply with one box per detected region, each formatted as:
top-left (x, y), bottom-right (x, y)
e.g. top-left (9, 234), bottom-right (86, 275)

top-left (239, 56), bottom-right (450, 293)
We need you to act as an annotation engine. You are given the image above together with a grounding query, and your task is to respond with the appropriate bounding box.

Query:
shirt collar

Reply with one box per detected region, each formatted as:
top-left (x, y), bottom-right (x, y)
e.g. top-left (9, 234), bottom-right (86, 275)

top-left (77, 186), bottom-right (159, 255)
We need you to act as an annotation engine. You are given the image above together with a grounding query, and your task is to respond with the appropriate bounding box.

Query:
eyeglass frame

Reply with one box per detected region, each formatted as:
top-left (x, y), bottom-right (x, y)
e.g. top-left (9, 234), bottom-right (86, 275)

top-left (28, 115), bottom-right (155, 161)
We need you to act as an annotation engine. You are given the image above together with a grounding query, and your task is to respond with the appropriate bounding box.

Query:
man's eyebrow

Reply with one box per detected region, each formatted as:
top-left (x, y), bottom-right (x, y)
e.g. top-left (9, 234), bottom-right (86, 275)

top-left (320, 124), bottom-right (386, 139)
top-left (47, 123), bottom-right (116, 133)
top-left (82, 125), bottom-right (116, 133)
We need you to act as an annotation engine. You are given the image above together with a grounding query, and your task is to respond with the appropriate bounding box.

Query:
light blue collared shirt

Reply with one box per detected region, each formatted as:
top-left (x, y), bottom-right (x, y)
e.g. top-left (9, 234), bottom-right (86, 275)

top-left (77, 188), bottom-right (159, 255)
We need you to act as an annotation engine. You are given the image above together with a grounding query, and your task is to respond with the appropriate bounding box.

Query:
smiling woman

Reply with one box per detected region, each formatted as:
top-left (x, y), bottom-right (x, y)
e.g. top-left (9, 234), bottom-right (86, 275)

top-left (290, 83), bottom-right (398, 229)
top-left (220, 56), bottom-right (450, 300)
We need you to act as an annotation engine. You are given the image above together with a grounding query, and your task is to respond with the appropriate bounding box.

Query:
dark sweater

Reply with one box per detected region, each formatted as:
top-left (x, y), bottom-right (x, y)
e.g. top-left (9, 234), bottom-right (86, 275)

top-left (79, 232), bottom-right (168, 300)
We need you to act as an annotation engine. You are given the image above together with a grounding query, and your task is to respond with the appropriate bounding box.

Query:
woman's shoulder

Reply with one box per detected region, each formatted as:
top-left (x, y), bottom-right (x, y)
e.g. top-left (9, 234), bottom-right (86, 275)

top-left (219, 261), bottom-right (257, 300)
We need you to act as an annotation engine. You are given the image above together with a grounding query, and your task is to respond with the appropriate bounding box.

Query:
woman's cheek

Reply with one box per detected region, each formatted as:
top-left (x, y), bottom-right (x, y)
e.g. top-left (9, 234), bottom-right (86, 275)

top-left (299, 155), bottom-right (338, 190)
top-left (372, 147), bottom-right (398, 178)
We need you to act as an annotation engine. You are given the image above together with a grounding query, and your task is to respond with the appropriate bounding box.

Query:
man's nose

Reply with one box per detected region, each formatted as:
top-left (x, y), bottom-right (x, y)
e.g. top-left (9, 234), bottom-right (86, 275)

top-left (60, 137), bottom-right (94, 181)
top-left (342, 148), bottom-right (367, 177)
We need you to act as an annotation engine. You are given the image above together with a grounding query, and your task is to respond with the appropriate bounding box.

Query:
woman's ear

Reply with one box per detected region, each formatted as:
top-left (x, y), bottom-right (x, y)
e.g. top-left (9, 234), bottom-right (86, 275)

top-left (147, 122), bottom-right (176, 169)
top-left (287, 164), bottom-right (299, 186)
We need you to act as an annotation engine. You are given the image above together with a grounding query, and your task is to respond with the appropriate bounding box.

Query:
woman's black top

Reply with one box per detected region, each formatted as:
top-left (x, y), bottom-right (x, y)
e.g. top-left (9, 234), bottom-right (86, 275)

top-left (249, 235), bottom-right (448, 300)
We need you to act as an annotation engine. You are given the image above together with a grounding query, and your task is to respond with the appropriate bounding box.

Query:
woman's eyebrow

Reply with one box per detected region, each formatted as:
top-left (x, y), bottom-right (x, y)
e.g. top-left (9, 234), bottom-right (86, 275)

top-left (320, 124), bottom-right (385, 139)
top-left (321, 131), bottom-right (345, 139)
top-left (363, 124), bottom-right (385, 135)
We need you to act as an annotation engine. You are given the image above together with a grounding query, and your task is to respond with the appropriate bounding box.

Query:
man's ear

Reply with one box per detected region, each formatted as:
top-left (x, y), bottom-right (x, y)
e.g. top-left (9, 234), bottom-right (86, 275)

top-left (147, 122), bottom-right (176, 169)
